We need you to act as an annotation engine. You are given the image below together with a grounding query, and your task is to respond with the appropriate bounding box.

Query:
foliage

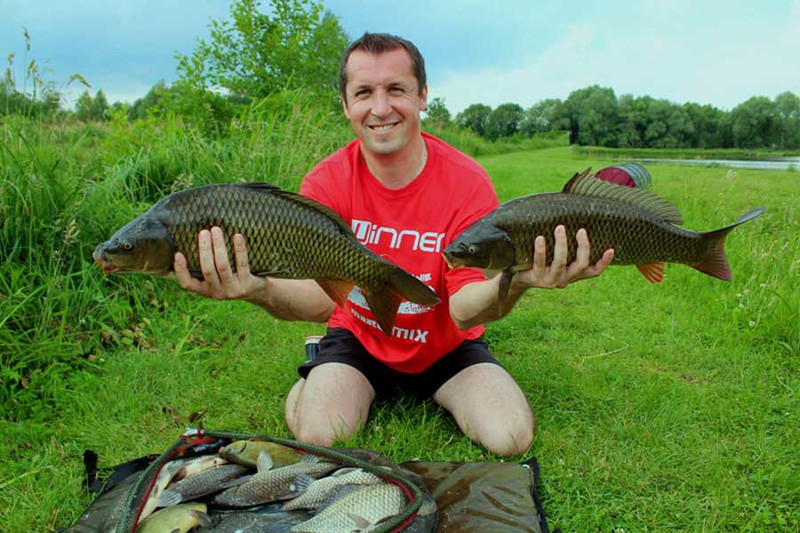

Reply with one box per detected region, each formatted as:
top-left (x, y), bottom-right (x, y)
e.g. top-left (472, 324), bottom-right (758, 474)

top-left (455, 103), bottom-right (492, 137)
top-left (459, 86), bottom-right (800, 151)
top-left (176, 0), bottom-right (349, 100)
top-left (423, 96), bottom-right (451, 127)
top-left (2, 146), bottom-right (798, 531)
top-left (0, 29), bottom-right (83, 118)
top-left (75, 89), bottom-right (109, 121)
top-left (485, 102), bottom-right (524, 141)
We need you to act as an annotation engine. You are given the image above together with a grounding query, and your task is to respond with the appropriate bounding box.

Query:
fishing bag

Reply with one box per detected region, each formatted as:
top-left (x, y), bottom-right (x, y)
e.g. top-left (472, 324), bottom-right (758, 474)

top-left (63, 429), bottom-right (556, 533)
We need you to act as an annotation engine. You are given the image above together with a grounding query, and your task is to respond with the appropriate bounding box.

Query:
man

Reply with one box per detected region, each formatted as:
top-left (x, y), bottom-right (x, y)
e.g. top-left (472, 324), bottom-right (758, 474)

top-left (174, 33), bottom-right (613, 457)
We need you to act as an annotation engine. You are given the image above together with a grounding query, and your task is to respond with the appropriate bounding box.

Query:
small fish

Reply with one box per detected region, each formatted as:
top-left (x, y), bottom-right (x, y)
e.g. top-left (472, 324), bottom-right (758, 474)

top-left (219, 440), bottom-right (303, 469)
top-left (443, 169), bottom-right (765, 305)
top-left (92, 183), bottom-right (440, 335)
top-left (213, 452), bottom-right (338, 508)
top-left (282, 468), bottom-right (382, 511)
top-left (139, 460), bottom-right (186, 522)
top-left (158, 463), bottom-right (251, 507)
top-left (205, 510), bottom-right (309, 532)
top-left (135, 502), bottom-right (211, 533)
top-left (290, 483), bottom-right (407, 533)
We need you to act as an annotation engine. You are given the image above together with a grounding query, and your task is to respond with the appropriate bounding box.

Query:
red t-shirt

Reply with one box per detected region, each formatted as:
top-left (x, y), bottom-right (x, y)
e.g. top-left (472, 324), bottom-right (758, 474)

top-left (300, 132), bottom-right (499, 374)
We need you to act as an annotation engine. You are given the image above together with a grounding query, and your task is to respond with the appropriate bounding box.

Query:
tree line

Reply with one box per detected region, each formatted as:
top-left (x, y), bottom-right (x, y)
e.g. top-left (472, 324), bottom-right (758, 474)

top-left (3, 0), bottom-right (799, 151)
top-left (431, 86), bottom-right (800, 150)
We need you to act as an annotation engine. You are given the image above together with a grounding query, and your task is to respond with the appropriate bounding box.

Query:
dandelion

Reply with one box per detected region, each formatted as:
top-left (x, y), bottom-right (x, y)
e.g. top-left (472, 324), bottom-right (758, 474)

top-left (749, 321), bottom-right (756, 328)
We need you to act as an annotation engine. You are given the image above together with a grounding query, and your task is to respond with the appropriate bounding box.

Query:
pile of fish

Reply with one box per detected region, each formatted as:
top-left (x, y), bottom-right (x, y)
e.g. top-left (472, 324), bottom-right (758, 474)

top-left (134, 439), bottom-right (427, 533)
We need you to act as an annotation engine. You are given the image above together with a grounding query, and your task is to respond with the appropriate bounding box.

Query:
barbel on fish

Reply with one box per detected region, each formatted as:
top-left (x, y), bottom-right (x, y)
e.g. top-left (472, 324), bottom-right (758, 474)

top-left (443, 169), bottom-right (765, 305)
top-left (93, 183), bottom-right (440, 335)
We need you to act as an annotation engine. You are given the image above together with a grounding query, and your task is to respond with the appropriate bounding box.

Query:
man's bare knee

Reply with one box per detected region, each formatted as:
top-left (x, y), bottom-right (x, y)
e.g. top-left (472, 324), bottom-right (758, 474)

top-left (479, 422), bottom-right (535, 457)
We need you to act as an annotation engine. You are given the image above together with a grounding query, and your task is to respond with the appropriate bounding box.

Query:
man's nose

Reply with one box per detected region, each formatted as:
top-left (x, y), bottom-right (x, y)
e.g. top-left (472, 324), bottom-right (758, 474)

top-left (371, 89), bottom-right (391, 117)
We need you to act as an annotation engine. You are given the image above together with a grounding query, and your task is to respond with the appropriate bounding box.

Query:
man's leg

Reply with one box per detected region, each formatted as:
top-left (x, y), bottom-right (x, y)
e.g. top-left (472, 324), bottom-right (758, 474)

top-left (285, 362), bottom-right (376, 447)
top-left (433, 363), bottom-right (534, 456)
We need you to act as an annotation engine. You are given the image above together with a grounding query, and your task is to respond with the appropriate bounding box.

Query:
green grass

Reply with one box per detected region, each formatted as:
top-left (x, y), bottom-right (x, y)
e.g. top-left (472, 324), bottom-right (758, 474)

top-left (1, 123), bottom-right (798, 532)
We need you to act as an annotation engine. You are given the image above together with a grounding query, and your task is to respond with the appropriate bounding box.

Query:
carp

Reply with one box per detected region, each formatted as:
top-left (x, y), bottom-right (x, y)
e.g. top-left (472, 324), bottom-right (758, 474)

top-left (93, 183), bottom-right (440, 335)
top-left (443, 169), bottom-right (765, 304)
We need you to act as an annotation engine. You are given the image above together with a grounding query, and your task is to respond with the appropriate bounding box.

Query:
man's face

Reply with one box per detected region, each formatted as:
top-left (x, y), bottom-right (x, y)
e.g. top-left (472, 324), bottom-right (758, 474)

top-left (342, 48), bottom-right (428, 157)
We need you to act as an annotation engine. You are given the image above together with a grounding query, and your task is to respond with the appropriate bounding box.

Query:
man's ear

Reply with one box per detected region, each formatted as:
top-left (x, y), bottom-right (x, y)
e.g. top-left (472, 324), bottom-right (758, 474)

top-left (419, 85), bottom-right (428, 111)
top-left (341, 94), bottom-right (350, 119)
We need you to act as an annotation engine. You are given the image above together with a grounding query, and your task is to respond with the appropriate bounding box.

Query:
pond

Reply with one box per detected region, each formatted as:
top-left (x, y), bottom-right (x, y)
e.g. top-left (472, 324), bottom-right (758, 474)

top-left (632, 157), bottom-right (799, 171)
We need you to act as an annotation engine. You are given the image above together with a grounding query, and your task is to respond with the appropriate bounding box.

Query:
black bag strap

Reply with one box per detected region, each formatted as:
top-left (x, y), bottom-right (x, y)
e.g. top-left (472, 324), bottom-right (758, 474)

top-left (521, 456), bottom-right (560, 533)
top-left (82, 449), bottom-right (159, 495)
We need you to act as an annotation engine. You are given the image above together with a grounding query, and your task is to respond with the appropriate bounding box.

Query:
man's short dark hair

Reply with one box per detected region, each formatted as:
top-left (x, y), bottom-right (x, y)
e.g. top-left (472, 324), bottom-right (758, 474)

top-left (338, 32), bottom-right (426, 101)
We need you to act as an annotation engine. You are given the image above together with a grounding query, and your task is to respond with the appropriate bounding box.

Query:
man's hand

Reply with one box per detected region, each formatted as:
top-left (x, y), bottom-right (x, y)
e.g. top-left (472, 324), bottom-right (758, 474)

top-left (512, 225), bottom-right (614, 290)
top-left (174, 226), bottom-right (267, 302)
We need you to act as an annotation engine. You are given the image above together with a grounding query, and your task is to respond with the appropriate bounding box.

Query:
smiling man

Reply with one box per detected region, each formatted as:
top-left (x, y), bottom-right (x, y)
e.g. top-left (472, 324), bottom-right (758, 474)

top-left (174, 33), bottom-right (613, 456)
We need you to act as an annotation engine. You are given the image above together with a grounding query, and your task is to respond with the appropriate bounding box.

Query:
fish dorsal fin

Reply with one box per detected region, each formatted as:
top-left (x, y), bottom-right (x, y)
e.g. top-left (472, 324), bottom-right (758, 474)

top-left (238, 182), bottom-right (354, 235)
top-left (563, 168), bottom-right (684, 225)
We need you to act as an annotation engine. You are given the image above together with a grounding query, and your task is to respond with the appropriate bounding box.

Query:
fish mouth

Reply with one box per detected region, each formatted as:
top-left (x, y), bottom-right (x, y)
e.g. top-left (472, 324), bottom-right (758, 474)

top-left (442, 252), bottom-right (461, 269)
top-left (92, 251), bottom-right (119, 274)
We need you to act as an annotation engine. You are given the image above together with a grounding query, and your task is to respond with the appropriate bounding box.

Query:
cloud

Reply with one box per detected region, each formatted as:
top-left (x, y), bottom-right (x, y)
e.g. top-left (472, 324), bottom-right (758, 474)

top-left (430, 1), bottom-right (800, 115)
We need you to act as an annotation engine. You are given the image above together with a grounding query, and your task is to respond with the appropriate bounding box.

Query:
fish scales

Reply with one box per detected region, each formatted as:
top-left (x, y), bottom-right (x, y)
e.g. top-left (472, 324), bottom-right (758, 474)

top-left (290, 483), bottom-right (406, 533)
top-left (164, 185), bottom-right (375, 282)
top-left (493, 192), bottom-right (707, 268)
top-left (93, 183), bottom-right (440, 335)
top-left (443, 170), bottom-right (765, 302)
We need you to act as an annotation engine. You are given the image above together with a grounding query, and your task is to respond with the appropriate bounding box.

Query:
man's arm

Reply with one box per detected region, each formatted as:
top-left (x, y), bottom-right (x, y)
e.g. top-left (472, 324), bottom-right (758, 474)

top-left (173, 227), bottom-right (335, 322)
top-left (449, 225), bottom-right (614, 330)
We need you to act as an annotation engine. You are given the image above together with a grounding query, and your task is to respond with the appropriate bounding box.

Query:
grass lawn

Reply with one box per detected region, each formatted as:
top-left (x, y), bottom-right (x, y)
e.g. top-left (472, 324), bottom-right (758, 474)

top-left (1, 147), bottom-right (798, 531)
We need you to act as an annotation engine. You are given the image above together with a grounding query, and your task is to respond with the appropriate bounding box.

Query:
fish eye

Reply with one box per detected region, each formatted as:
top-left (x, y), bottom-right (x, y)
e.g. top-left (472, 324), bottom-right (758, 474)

top-left (123, 242), bottom-right (133, 251)
top-left (468, 245), bottom-right (477, 254)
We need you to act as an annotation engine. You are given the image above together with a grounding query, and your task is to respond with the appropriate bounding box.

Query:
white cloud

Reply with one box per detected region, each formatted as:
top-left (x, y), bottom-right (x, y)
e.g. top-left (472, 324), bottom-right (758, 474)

top-left (431, 3), bottom-right (800, 115)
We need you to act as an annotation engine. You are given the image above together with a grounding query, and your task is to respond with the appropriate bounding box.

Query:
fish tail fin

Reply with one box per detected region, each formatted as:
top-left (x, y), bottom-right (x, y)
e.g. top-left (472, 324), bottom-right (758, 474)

top-left (364, 266), bottom-right (440, 336)
top-left (692, 207), bottom-right (765, 281)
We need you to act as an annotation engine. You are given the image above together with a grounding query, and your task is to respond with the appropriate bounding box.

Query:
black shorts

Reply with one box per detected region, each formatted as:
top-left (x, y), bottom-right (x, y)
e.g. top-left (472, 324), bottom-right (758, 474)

top-left (298, 328), bottom-right (501, 399)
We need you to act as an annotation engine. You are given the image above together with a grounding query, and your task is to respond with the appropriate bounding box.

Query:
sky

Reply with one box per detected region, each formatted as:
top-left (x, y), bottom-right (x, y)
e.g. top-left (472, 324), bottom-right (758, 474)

top-left (2, 0), bottom-right (799, 114)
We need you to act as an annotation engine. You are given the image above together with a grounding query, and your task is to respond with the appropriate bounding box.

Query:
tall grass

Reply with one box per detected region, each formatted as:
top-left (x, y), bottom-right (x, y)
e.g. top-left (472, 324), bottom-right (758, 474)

top-left (0, 89), bottom-right (352, 420)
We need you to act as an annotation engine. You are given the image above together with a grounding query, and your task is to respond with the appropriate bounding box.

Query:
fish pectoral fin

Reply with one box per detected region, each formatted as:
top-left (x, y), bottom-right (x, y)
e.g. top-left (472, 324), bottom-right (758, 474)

top-left (636, 262), bottom-right (665, 283)
top-left (316, 279), bottom-right (354, 307)
top-left (347, 512), bottom-right (372, 530)
top-left (190, 510), bottom-right (213, 529)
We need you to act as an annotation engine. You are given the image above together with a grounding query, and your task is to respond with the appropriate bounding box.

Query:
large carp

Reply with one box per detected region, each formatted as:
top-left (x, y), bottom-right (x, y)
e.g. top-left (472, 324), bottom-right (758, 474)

top-left (443, 169), bottom-right (764, 304)
top-left (93, 183), bottom-right (439, 335)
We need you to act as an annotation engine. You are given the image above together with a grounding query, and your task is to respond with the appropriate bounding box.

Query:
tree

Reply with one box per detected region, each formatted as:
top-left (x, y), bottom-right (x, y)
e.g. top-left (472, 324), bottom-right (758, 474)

top-left (424, 96), bottom-right (451, 126)
top-left (729, 96), bottom-right (776, 149)
top-left (129, 81), bottom-right (170, 120)
top-left (774, 91), bottom-right (800, 149)
top-left (519, 99), bottom-right (562, 136)
top-left (564, 85), bottom-right (619, 146)
top-left (456, 103), bottom-right (492, 137)
top-left (75, 90), bottom-right (109, 121)
top-left (177, 0), bottom-right (349, 100)
top-left (486, 103), bottom-right (523, 140)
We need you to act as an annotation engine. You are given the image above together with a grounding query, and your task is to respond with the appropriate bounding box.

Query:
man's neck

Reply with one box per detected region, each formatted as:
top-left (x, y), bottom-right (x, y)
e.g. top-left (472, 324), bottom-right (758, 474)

top-left (361, 136), bottom-right (428, 190)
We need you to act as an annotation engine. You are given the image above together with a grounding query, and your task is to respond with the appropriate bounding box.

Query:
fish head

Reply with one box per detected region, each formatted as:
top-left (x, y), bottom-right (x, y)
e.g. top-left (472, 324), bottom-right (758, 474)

top-left (443, 222), bottom-right (514, 271)
top-left (93, 215), bottom-right (174, 276)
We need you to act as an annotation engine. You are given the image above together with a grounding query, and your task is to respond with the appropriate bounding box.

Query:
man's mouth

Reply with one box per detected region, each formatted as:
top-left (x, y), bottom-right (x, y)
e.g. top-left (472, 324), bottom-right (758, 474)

top-left (368, 122), bottom-right (398, 133)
